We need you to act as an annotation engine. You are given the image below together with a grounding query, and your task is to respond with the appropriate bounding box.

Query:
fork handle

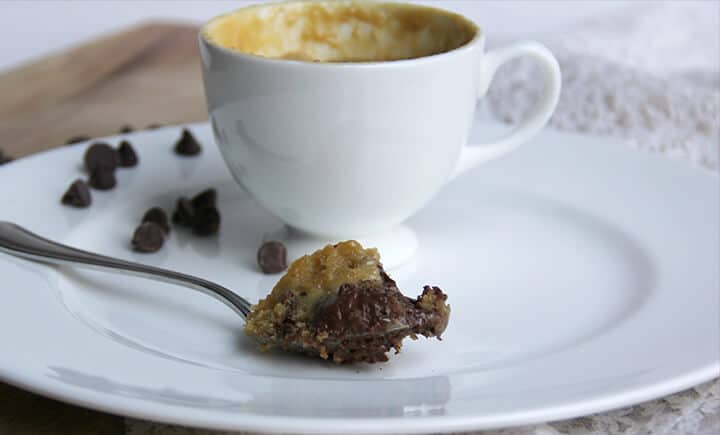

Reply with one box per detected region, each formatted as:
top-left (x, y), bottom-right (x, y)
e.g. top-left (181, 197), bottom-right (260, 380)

top-left (0, 221), bottom-right (251, 319)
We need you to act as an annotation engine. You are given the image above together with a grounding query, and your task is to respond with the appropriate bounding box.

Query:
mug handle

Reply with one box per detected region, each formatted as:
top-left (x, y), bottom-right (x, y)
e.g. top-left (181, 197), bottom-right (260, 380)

top-left (452, 41), bottom-right (562, 178)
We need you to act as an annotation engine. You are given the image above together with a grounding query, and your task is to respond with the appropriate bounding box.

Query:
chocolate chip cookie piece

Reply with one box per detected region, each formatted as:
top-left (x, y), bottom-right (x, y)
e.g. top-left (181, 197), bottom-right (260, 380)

top-left (61, 179), bottom-right (92, 207)
top-left (244, 241), bottom-right (451, 364)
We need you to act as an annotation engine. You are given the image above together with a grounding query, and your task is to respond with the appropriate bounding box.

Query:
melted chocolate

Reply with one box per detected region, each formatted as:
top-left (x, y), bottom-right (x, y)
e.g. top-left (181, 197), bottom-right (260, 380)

top-left (314, 272), bottom-right (448, 339)
top-left (264, 269), bottom-right (450, 364)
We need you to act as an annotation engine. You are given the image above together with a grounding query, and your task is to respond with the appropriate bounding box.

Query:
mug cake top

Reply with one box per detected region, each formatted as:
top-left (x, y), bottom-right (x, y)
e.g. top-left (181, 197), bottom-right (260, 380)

top-left (203, 1), bottom-right (478, 62)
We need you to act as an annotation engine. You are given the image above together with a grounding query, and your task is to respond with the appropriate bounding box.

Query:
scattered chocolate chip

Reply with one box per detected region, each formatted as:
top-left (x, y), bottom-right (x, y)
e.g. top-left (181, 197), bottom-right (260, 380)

top-left (61, 179), bottom-right (91, 207)
top-left (0, 149), bottom-right (12, 165)
top-left (257, 241), bottom-right (287, 274)
top-left (172, 189), bottom-right (222, 235)
top-left (172, 197), bottom-right (195, 226)
top-left (84, 142), bottom-right (117, 172)
top-left (116, 140), bottom-right (138, 167)
top-left (142, 207), bottom-right (170, 234)
top-left (192, 206), bottom-right (220, 236)
top-left (174, 128), bottom-right (202, 156)
top-left (119, 125), bottom-right (134, 134)
top-left (65, 136), bottom-right (90, 145)
top-left (146, 123), bottom-right (162, 130)
top-left (191, 188), bottom-right (217, 209)
top-left (132, 222), bottom-right (165, 253)
top-left (88, 167), bottom-right (116, 190)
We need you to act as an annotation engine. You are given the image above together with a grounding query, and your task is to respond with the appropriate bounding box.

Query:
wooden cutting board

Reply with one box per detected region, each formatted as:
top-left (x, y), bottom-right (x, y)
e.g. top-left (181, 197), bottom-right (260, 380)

top-left (0, 22), bottom-right (204, 434)
top-left (0, 22), bottom-right (206, 159)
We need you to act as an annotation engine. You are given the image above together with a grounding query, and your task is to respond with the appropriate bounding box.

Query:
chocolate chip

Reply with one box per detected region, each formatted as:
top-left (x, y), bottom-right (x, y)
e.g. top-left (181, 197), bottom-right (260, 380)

top-left (132, 222), bottom-right (165, 253)
top-left (88, 167), bottom-right (116, 190)
top-left (65, 136), bottom-right (90, 145)
top-left (146, 123), bottom-right (162, 130)
top-left (61, 179), bottom-right (91, 207)
top-left (191, 188), bottom-right (217, 209)
top-left (174, 128), bottom-right (202, 156)
top-left (84, 142), bottom-right (117, 172)
top-left (172, 197), bottom-right (195, 226)
top-left (257, 241), bottom-right (287, 274)
top-left (142, 207), bottom-right (170, 234)
top-left (192, 206), bottom-right (220, 236)
top-left (0, 149), bottom-right (12, 165)
top-left (116, 140), bottom-right (138, 167)
top-left (119, 125), bottom-right (134, 134)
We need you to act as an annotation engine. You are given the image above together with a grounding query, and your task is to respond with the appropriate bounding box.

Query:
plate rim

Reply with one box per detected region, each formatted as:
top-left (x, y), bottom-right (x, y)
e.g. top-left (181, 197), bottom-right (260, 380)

top-left (2, 363), bottom-right (717, 433)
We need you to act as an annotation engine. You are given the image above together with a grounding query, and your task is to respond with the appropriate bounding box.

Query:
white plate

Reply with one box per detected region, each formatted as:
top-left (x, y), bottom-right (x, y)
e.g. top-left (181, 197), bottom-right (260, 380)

top-left (0, 122), bottom-right (717, 433)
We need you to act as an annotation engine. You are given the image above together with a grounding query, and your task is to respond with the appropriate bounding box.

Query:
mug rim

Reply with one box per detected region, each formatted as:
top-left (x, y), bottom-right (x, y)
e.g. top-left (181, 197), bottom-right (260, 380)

top-left (199, 0), bottom-right (484, 69)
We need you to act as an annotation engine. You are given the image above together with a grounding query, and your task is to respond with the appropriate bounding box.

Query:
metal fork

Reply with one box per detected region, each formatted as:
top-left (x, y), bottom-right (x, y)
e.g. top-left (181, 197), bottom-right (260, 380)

top-left (0, 221), bottom-right (252, 319)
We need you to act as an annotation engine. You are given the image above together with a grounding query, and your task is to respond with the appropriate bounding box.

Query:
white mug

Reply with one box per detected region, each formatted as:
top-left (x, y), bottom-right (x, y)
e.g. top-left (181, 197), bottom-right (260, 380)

top-left (199, 1), bottom-right (561, 266)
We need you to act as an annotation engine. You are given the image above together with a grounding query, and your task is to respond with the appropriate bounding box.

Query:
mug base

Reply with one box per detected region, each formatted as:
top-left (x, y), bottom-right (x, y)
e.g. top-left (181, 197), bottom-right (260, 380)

top-left (262, 225), bottom-right (418, 270)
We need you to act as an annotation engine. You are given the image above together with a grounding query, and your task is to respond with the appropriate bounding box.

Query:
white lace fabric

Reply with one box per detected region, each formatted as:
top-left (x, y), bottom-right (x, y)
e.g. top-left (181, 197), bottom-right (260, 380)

top-left (488, 1), bottom-right (719, 170)
top-left (126, 2), bottom-right (719, 434)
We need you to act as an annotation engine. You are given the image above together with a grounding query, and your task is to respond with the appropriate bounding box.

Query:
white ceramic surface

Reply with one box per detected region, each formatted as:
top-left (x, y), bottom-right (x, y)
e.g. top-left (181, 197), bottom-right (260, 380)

top-left (199, 2), bottom-right (561, 247)
top-left (0, 123), bottom-right (717, 434)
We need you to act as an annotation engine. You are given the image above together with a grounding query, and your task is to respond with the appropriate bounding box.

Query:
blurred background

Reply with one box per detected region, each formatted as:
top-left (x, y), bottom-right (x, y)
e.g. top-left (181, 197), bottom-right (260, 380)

top-left (1, 0), bottom-right (717, 169)
top-left (0, 0), bottom-right (633, 70)
top-left (1, 0), bottom-right (717, 168)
